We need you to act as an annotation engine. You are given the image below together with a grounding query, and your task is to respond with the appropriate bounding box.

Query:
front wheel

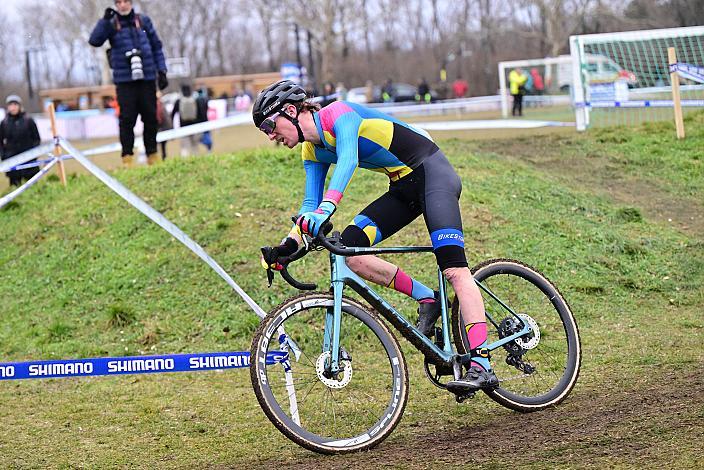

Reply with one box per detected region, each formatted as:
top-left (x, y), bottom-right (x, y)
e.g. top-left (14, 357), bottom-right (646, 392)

top-left (452, 259), bottom-right (581, 412)
top-left (250, 292), bottom-right (409, 454)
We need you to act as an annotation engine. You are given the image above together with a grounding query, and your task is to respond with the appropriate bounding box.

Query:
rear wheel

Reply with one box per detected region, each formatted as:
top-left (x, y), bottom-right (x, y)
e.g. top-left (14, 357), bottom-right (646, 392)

top-left (250, 292), bottom-right (408, 454)
top-left (452, 259), bottom-right (581, 411)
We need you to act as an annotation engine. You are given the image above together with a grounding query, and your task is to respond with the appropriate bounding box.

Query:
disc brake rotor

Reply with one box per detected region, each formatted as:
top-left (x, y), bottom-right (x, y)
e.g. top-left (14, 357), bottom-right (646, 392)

top-left (515, 313), bottom-right (540, 350)
top-left (315, 350), bottom-right (353, 389)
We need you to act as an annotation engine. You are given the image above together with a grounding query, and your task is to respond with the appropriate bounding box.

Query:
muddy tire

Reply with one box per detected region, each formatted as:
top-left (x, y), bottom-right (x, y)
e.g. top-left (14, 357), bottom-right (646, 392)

top-left (452, 259), bottom-right (581, 411)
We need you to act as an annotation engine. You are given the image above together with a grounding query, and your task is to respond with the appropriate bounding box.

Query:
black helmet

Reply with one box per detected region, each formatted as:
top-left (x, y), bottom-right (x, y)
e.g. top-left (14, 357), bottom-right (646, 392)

top-left (252, 80), bottom-right (307, 127)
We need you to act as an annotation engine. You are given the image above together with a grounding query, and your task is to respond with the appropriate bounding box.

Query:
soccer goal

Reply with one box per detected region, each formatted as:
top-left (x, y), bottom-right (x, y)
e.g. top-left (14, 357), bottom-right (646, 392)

top-left (570, 26), bottom-right (704, 130)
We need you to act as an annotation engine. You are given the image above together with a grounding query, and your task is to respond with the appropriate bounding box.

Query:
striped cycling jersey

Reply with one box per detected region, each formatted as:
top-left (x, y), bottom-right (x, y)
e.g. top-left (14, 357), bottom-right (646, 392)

top-left (300, 101), bottom-right (439, 213)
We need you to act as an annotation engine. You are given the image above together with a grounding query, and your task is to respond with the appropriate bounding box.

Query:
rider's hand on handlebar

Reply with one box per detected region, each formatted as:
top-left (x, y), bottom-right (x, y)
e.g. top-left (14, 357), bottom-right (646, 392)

top-left (296, 201), bottom-right (336, 237)
top-left (260, 237), bottom-right (299, 271)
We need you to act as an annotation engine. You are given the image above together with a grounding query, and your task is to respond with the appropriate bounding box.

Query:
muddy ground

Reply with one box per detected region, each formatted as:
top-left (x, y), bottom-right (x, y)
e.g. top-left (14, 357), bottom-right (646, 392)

top-left (239, 365), bottom-right (702, 469)
top-left (236, 135), bottom-right (704, 469)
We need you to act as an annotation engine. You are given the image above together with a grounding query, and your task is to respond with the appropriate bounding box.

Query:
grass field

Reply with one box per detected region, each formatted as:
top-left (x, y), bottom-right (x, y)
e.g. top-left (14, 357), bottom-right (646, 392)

top-left (0, 111), bottom-right (702, 468)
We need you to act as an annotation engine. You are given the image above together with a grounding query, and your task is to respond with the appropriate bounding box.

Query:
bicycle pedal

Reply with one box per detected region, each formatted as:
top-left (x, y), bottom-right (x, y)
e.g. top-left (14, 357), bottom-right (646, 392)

top-left (455, 391), bottom-right (476, 403)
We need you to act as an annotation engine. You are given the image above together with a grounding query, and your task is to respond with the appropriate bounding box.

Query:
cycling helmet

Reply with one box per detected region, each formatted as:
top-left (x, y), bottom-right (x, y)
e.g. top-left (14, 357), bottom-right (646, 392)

top-left (253, 80), bottom-right (308, 143)
top-left (252, 80), bottom-right (307, 127)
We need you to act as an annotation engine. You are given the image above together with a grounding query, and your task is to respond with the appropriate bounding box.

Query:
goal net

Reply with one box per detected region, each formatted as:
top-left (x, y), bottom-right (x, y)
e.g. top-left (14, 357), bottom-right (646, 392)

top-left (570, 26), bottom-right (704, 130)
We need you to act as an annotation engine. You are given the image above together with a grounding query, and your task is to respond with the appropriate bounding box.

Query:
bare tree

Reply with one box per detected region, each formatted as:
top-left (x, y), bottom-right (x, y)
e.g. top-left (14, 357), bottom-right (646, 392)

top-left (6, 0), bottom-right (698, 98)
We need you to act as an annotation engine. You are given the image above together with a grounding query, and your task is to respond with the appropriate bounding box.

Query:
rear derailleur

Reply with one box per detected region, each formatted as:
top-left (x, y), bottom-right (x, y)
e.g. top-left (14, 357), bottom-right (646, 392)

top-left (499, 316), bottom-right (536, 375)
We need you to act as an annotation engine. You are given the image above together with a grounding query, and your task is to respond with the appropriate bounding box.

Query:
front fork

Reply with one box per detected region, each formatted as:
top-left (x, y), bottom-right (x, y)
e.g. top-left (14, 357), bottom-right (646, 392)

top-left (323, 279), bottom-right (345, 376)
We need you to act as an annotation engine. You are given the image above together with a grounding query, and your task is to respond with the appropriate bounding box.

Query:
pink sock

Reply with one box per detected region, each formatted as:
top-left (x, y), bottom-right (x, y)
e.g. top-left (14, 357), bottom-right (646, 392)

top-left (465, 322), bottom-right (490, 371)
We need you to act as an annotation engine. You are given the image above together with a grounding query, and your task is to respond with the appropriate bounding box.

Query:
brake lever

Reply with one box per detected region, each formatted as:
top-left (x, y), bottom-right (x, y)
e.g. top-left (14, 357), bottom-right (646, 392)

top-left (266, 267), bottom-right (274, 287)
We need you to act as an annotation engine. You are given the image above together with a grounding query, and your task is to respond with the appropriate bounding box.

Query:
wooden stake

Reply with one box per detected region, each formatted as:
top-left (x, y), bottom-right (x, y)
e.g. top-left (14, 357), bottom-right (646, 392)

top-left (47, 102), bottom-right (67, 186)
top-left (668, 47), bottom-right (685, 140)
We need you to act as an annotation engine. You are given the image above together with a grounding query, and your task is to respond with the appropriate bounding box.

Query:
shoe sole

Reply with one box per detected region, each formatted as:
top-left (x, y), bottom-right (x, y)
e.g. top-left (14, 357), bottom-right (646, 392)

top-left (446, 380), bottom-right (499, 395)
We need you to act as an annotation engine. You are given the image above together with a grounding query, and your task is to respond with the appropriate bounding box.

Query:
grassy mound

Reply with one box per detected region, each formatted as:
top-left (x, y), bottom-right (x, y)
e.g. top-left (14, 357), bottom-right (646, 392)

top-left (0, 116), bottom-right (702, 466)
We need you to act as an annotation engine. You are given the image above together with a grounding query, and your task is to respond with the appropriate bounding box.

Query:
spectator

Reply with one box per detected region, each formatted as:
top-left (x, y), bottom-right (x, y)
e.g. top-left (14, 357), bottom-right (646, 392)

top-left (508, 68), bottom-right (528, 117)
top-left (530, 68), bottom-right (545, 95)
top-left (335, 82), bottom-right (347, 101)
top-left (155, 90), bottom-right (172, 160)
top-left (381, 78), bottom-right (394, 103)
top-left (319, 82), bottom-right (337, 107)
top-left (0, 95), bottom-right (41, 187)
top-left (524, 71), bottom-right (534, 95)
top-left (196, 88), bottom-right (213, 153)
top-left (89, 0), bottom-right (168, 167)
top-left (172, 84), bottom-right (200, 157)
top-left (234, 90), bottom-right (252, 112)
top-left (364, 80), bottom-right (375, 103)
top-left (452, 76), bottom-right (469, 98)
top-left (415, 78), bottom-right (431, 104)
top-left (104, 95), bottom-right (118, 111)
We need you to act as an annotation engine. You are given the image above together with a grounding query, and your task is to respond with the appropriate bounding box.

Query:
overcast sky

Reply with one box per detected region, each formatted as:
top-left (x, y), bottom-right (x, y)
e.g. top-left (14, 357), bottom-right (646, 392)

top-left (0, 0), bottom-right (21, 19)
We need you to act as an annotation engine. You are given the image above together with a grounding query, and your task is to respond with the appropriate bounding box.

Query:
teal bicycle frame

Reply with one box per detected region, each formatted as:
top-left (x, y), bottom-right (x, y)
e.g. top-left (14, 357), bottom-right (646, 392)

top-left (318, 243), bottom-right (533, 377)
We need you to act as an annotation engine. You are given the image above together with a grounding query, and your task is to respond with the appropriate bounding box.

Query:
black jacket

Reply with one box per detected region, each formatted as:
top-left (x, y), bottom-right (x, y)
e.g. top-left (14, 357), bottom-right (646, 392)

top-left (0, 112), bottom-right (41, 160)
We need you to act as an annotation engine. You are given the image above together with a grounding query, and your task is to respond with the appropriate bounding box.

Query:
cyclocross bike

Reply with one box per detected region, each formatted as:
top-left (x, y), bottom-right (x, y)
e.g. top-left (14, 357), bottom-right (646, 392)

top-left (250, 226), bottom-right (581, 454)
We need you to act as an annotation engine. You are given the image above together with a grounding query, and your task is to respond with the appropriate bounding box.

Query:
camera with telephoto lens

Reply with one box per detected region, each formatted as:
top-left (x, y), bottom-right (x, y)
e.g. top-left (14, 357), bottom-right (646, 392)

top-left (125, 48), bottom-right (144, 80)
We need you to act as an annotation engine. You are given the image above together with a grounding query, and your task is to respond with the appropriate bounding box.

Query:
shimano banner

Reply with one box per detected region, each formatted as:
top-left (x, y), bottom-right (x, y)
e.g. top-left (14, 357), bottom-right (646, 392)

top-left (0, 351), bottom-right (286, 381)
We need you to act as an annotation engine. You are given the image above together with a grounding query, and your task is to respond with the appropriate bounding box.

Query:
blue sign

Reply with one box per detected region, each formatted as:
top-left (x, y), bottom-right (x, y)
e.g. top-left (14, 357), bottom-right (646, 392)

top-left (0, 351), bottom-right (287, 381)
top-left (281, 62), bottom-right (302, 84)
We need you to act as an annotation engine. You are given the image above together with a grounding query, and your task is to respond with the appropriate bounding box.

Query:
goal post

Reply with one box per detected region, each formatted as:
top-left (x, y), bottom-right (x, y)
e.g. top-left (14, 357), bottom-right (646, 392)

top-left (569, 26), bottom-right (704, 131)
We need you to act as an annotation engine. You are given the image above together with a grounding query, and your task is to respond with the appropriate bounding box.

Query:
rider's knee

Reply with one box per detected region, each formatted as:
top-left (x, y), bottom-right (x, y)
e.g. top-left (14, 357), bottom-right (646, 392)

top-left (442, 266), bottom-right (471, 283)
top-left (346, 255), bottom-right (365, 273)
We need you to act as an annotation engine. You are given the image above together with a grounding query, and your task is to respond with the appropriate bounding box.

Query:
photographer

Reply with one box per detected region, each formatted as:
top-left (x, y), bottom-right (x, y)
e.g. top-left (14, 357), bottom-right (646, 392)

top-left (89, 0), bottom-right (168, 167)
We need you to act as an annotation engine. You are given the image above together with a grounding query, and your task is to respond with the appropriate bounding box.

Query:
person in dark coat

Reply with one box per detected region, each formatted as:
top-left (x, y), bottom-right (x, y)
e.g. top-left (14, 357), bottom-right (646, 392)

top-left (0, 95), bottom-right (41, 187)
top-left (195, 88), bottom-right (213, 153)
top-left (89, 0), bottom-right (168, 167)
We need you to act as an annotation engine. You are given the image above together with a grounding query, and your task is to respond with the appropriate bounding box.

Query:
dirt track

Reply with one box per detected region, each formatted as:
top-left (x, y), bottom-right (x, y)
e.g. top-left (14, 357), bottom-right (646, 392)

top-left (235, 134), bottom-right (704, 469)
top-left (236, 364), bottom-right (702, 469)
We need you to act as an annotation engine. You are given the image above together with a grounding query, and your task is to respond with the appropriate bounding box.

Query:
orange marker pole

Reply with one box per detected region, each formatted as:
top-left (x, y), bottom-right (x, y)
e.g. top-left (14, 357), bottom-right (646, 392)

top-left (47, 102), bottom-right (67, 186)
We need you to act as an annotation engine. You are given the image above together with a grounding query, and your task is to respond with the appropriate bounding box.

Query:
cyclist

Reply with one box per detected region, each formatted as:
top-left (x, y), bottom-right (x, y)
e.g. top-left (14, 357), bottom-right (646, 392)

top-left (254, 80), bottom-right (498, 393)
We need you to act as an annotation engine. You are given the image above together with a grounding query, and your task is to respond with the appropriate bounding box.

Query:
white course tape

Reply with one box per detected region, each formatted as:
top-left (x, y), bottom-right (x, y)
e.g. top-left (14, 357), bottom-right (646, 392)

top-left (59, 138), bottom-right (267, 318)
top-left (0, 143), bottom-right (55, 174)
top-left (83, 113), bottom-right (254, 157)
top-left (415, 119), bottom-right (575, 131)
top-left (0, 157), bottom-right (60, 209)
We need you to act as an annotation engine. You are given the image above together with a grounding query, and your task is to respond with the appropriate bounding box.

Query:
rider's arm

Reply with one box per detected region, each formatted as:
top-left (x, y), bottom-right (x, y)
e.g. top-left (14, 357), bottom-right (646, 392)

top-left (88, 17), bottom-right (114, 47)
top-left (323, 111), bottom-right (362, 206)
top-left (287, 145), bottom-right (330, 241)
top-left (300, 159), bottom-right (329, 214)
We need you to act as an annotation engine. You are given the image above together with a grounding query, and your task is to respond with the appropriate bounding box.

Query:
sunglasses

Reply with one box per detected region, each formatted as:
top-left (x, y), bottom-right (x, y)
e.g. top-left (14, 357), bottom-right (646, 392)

top-left (259, 112), bottom-right (280, 134)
